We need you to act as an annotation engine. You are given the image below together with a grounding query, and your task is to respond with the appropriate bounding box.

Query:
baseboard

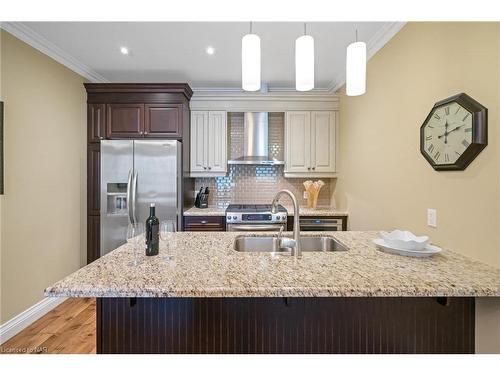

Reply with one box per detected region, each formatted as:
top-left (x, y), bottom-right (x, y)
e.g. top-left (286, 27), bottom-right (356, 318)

top-left (0, 297), bottom-right (67, 344)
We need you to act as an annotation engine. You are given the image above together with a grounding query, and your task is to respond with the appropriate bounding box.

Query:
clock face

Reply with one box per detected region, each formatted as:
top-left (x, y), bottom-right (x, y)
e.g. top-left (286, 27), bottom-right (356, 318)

top-left (422, 102), bottom-right (473, 165)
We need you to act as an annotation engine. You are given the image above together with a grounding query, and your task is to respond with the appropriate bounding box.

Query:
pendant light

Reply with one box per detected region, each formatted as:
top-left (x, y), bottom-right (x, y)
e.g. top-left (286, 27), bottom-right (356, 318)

top-left (241, 22), bottom-right (261, 91)
top-left (346, 29), bottom-right (366, 96)
top-left (295, 23), bottom-right (315, 91)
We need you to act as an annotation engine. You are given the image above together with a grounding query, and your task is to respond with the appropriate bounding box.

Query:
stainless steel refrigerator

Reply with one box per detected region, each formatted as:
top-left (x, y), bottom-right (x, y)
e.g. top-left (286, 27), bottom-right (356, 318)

top-left (100, 140), bottom-right (181, 256)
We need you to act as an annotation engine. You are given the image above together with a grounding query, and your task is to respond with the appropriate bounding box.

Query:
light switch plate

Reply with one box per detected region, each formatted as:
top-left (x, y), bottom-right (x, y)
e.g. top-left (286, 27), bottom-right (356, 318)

top-left (303, 191), bottom-right (308, 199)
top-left (427, 209), bottom-right (437, 228)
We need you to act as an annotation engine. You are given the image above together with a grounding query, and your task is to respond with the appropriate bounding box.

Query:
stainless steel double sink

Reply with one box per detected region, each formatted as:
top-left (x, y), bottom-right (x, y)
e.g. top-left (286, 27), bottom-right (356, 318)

top-left (233, 235), bottom-right (348, 253)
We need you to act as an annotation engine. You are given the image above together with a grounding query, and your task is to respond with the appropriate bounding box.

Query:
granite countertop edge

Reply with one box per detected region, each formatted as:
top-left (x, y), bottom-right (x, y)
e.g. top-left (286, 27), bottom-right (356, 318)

top-left (183, 205), bottom-right (348, 217)
top-left (44, 231), bottom-right (500, 299)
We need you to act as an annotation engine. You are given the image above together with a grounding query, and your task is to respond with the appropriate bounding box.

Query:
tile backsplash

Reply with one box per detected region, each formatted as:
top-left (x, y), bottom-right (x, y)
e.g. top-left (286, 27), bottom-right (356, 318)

top-left (193, 112), bottom-right (332, 208)
top-left (195, 165), bottom-right (332, 208)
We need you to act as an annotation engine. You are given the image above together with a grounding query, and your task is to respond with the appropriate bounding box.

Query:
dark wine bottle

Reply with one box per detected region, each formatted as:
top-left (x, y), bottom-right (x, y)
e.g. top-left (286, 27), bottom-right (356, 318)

top-left (145, 203), bottom-right (159, 256)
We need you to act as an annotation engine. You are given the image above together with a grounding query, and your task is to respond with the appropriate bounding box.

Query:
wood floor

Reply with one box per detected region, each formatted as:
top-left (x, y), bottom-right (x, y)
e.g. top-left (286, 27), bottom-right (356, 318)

top-left (0, 298), bottom-right (96, 354)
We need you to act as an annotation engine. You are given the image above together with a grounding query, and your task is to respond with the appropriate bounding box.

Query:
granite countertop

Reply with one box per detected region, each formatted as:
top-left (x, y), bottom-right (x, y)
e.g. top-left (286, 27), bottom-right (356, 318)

top-left (183, 205), bottom-right (348, 217)
top-left (183, 206), bottom-right (227, 216)
top-left (285, 206), bottom-right (348, 216)
top-left (45, 231), bottom-right (500, 298)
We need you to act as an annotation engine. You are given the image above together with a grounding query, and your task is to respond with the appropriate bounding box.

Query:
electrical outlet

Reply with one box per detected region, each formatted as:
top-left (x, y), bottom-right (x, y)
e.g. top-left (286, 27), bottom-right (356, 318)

top-left (427, 209), bottom-right (437, 228)
top-left (303, 191), bottom-right (308, 199)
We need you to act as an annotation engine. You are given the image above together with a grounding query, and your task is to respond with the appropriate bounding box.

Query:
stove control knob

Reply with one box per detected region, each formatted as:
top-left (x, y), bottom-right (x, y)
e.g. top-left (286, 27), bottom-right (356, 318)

top-left (227, 216), bottom-right (231, 221)
top-left (276, 216), bottom-right (281, 220)
top-left (233, 216), bottom-right (237, 220)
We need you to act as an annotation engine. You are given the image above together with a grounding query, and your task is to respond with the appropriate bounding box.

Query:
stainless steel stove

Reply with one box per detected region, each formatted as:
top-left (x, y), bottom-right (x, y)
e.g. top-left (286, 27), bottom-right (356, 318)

top-left (226, 204), bottom-right (288, 232)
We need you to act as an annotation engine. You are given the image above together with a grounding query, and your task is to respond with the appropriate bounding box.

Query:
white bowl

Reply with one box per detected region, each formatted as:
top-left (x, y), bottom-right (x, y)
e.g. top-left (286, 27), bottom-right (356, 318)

top-left (379, 230), bottom-right (429, 251)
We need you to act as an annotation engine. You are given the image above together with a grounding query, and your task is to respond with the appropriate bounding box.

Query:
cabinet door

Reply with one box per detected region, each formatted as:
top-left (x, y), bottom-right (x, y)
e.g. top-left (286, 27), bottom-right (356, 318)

top-left (87, 144), bottom-right (100, 216)
top-left (144, 104), bottom-right (182, 138)
top-left (88, 103), bottom-right (106, 143)
top-left (311, 111), bottom-right (336, 172)
top-left (285, 111), bottom-right (311, 173)
top-left (184, 216), bottom-right (225, 231)
top-left (106, 104), bottom-right (144, 138)
top-left (190, 111), bottom-right (208, 172)
top-left (87, 215), bottom-right (100, 263)
top-left (207, 111), bottom-right (227, 173)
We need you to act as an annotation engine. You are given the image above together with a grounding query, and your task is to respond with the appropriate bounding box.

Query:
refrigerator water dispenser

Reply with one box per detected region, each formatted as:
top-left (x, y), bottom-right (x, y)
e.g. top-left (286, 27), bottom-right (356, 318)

top-left (106, 183), bottom-right (128, 215)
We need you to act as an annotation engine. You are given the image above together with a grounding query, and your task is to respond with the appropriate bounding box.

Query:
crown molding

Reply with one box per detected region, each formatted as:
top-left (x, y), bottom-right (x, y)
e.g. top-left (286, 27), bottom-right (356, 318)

top-left (84, 82), bottom-right (193, 99)
top-left (329, 22), bottom-right (407, 93)
top-left (190, 90), bottom-right (340, 111)
top-left (191, 86), bottom-right (334, 94)
top-left (0, 22), bottom-right (109, 83)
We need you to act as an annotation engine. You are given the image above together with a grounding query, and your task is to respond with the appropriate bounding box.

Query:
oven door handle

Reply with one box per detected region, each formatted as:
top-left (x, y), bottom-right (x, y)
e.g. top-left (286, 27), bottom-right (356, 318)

top-left (229, 224), bottom-right (284, 231)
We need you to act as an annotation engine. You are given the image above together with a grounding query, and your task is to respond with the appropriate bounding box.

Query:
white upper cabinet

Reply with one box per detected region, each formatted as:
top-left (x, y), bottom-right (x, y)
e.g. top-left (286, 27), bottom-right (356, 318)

top-left (285, 112), bottom-right (311, 173)
top-left (190, 110), bottom-right (227, 176)
top-left (190, 111), bottom-right (208, 173)
top-left (284, 111), bottom-right (337, 177)
top-left (207, 111), bottom-right (227, 173)
top-left (311, 111), bottom-right (336, 173)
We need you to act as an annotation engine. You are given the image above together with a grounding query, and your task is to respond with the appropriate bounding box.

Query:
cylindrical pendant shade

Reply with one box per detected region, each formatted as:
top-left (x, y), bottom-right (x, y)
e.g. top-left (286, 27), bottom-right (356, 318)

top-left (295, 35), bottom-right (314, 91)
top-left (346, 41), bottom-right (366, 96)
top-left (241, 33), bottom-right (261, 91)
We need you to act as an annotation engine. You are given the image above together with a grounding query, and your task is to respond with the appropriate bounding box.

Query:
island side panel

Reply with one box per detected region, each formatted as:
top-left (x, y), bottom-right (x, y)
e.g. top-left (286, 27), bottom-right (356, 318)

top-left (97, 297), bottom-right (474, 354)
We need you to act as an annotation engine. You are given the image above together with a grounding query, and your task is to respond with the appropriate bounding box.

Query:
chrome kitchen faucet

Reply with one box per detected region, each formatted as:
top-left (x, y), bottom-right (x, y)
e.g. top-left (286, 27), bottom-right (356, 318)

top-left (271, 190), bottom-right (302, 258)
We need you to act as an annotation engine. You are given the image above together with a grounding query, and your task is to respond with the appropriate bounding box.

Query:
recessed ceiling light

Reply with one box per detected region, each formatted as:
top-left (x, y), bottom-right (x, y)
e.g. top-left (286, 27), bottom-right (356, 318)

top-left (206, 46), bottom-right (215, 55)
top-left (120, 47), bottom-right (129, 55)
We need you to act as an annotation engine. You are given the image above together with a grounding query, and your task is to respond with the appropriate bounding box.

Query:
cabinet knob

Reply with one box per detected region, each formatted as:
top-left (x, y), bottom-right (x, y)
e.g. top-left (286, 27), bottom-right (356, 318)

top-left (312, 167), bottom-right (316, 170)
top-left (99, 136), bottom-right (104, 140)
top-left (208, 166), bottom-right (212, 170)
top-left (200, 220), bottom-right (208, 224)
top-left (144, 131), bottom-right (148, 135)
top-left (307, 167), bottom-right (311, 170)
top-left (203, 166), bottom-right (207, 170)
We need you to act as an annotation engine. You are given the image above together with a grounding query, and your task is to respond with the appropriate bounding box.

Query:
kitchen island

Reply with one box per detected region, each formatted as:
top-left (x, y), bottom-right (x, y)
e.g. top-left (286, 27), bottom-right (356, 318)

top-left (45, 231), bottom-right (500, 354)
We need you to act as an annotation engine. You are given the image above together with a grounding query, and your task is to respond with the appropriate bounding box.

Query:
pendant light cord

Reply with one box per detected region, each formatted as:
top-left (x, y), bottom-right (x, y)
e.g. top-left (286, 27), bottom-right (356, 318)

top-left (355, 29), bottom-right (358, 42)
top-left (250, 21), bottom-right (253, 34)
top-left (304, 22), bottom-right (307, 35)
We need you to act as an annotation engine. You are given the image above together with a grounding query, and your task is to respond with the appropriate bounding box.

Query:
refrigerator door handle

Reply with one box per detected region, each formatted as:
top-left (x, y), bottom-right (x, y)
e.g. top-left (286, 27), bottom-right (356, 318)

top-left (132, 170), bottom-right (138, 224)
top-left (126, 170), bottom-right (133, 224)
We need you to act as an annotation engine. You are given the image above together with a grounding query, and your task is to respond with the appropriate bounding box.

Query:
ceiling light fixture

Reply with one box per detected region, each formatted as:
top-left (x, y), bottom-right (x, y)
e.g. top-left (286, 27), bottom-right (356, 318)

top-left (295, 23), bottom-right (314, 91)
top-left (120, 46), bottom-right (129, 55)
top-left (241, 22), bottom-right (261, 91)
top-left (346, 29), bottom-right (366, 96)
top-left (206, 46), bottom-right (215, 55)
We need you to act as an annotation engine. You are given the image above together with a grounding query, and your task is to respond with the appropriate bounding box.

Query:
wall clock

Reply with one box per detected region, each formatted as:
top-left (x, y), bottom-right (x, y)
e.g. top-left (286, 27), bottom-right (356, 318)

top-left (420, 93), bottom-right (487, 171)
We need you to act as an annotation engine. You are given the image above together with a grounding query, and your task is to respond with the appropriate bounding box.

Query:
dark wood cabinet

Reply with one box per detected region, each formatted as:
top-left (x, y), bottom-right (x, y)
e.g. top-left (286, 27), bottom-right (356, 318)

top-left (145, 103), bottom-right (182, 138)
top-left (87, 144), bottom-right (100, 263)
top-left (106, 103), bottom-right (144, 138)
top-left (184, 216), bottom-right (225, 231)
top-left (87, 215), bottom-right (100, 263)
top-left (87, 144), bottom-right (100, 216)
top-left (105, 103), bottom-right (183, 139)
top-left (85, 83), bottom-right (193, 264)
top-left (88, 104), bottom-right (106, 143)
top-left (97, 297), bottom-right (474, 354)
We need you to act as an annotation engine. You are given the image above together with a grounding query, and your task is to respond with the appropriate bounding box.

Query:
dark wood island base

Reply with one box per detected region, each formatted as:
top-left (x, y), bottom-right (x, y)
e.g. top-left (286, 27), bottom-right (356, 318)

top-left (97, 297), bottom-right (474, 354)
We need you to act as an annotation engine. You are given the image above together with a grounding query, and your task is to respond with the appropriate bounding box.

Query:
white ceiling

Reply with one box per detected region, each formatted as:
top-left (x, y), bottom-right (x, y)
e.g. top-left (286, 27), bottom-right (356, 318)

top-left (10, 22), bottom-right (404, 91)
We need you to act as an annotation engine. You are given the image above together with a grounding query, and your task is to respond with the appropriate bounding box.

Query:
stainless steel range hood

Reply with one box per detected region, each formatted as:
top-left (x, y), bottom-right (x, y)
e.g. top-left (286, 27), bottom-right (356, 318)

top-left (228, 112), bottom-right (285, 165)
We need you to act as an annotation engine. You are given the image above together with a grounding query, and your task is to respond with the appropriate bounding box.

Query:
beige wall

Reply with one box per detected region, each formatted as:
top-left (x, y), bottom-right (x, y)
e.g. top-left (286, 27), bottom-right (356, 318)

top-left (0, 30), bottom-right (87, 324)
top-left (335, 22), bottom-right (500, 353)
